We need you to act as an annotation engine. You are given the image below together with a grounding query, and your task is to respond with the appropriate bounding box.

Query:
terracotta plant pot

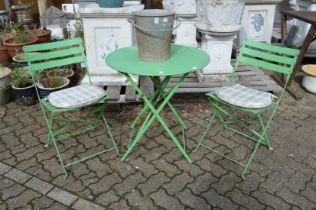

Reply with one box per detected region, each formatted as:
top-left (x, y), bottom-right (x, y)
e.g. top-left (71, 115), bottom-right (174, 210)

top-left (0, 47), bottom-right (11, 63)
top-left (32, 29), bottom-right (52, 43)
top-left (3, 35), bottom-right (38, 58)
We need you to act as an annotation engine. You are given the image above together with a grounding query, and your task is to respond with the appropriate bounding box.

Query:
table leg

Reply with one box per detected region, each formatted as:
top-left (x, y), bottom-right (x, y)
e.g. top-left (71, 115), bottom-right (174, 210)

top-left (128, 77), bottom-right (173, 147)
top-left (121, 73), bottom-right (192, 163)
top-left (288, 25), bottom-right (316, 85)
top-left (150, 76), bottom-right (188, 129)
top-left (150, 76), bottom-right (187, 149)
top-left (130, 76), bottom-right (172, 128)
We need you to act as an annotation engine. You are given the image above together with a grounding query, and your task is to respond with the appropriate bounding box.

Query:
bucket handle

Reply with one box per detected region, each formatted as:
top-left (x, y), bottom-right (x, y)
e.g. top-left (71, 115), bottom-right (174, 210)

top-left (128, 16), bottom-right (181, 32)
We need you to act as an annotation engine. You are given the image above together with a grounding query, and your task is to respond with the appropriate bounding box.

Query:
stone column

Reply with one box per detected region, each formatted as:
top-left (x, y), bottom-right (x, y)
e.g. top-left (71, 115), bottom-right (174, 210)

top-left (196, 0), bottom-right (245, 76)
top-left (199, 31), bottom-right (237, 74)
top-left (162, 0), bottom-right (198, 47)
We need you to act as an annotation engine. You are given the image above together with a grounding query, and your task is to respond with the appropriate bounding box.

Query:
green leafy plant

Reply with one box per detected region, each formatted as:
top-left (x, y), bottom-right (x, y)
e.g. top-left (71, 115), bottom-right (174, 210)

top-left (39, 68), bottom-right (73, 78)
top-left (4, 22), bottom-right (30, 43)
top-left (40, 77), bottom-right (65, 88)
top-left (38, 69), bottom-right (70, 88)
top-left (11, 68), bottom-right (32, 88)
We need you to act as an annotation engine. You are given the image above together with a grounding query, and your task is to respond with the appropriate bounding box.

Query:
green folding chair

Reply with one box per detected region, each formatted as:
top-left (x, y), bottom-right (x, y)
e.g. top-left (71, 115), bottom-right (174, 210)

top-left (24, 38), bottom-right (120, 177)
top-left (195, 40), bottom-right (299, 179)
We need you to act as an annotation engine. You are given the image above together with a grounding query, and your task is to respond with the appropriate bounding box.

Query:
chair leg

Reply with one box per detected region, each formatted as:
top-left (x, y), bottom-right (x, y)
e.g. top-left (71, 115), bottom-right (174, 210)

top-left (210, 101), bottom-right (229, 130)
top-left (45, 132), bottom-right (52, 149)
top-left (48, 113), bottom-right (68, 177)
top-left (128, 126), bottom-right (135, 148)
top-left (194, 114), bottom-right (216, 152)
top-left (241, 132), bottom-right (266, 179)
top-left (242, 113), bottom-right (276, 179)
top-left (102, 115), bottom-right (120, 156)
top-left (194, 99), bottom-right (230, 152)
top-left (51, 136), bottom-right (68, 177)
top-left (44, 112), bottom-right (54, 148)
top-left (257, 114), bottom-right (273, 151)
top-left (182, 123), bottom-right (186, 151)
top-left (215, 110), bottom-right (228, 130)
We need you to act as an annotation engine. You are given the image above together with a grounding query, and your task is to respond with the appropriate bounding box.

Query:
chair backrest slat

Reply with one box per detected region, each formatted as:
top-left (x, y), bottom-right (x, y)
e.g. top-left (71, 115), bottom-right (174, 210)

top-left (243, 39), bottom-right (299, 56)
top-left (239, 47), bottom-right (296, 66)
top-left (24, 38), bottom-right (86, 74)
top-left (24, 38), bottom-right (92, 85)
top-left (26, 46), bottom-right (85, 62)
top-left (238, 56), bottom-right (292, 75)
top-left (237, 40), bottom-right (300, 76)
top-left (28, 55), bottom-right (85, 72)
top-left (24, 38), bottom-right (82, 52)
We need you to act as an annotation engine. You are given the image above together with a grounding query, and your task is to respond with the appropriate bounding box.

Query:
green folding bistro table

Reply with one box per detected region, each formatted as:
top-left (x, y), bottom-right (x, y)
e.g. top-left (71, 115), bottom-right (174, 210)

top-left (106, 44), bottom-right (210, 163)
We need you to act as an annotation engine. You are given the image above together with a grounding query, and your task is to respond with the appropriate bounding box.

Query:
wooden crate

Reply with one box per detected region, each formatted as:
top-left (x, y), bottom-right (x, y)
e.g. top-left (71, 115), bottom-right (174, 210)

top-left (105, 76), bottom-right (154, 103)
top-left (161, 62), bottom-right (282, 93)
top-left (105, 85), bottom-right (139, 103)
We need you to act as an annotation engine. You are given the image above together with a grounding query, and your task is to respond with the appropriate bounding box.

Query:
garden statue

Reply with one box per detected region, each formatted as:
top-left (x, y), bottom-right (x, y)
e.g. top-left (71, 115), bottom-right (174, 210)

top-left (195, 0), bottom-right (246, 76)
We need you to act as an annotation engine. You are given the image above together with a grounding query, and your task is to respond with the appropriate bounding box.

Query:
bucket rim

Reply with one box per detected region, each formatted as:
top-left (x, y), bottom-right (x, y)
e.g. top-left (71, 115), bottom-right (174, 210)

top-left (132, 9), bottom-right (175, 17)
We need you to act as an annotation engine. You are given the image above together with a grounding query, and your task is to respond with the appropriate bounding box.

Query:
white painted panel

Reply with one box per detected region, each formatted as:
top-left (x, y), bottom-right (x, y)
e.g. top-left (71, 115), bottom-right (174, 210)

top-left (83, 17), bottom-right (132, 75)
top-left (239, 4), bottom-right (276, 45)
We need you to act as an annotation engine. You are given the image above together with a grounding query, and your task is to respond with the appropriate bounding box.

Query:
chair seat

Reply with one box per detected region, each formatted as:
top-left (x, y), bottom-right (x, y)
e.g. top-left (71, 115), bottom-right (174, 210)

top-left (47, 85), bottom-right (106, 108)
top-left (216, 84), bottom-right (273, 109)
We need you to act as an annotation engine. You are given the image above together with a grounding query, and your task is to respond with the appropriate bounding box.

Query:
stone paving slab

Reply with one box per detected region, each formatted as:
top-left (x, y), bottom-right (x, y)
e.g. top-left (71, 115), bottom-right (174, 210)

top-left (0, 80), bottom-right (315, 209)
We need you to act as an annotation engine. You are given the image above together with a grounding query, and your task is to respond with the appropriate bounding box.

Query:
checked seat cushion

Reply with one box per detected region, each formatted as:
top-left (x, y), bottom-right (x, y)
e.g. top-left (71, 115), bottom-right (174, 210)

top-left (47, 85), bottom-right (106, 108)
top-left (216, 84), bottom-right (273, 109)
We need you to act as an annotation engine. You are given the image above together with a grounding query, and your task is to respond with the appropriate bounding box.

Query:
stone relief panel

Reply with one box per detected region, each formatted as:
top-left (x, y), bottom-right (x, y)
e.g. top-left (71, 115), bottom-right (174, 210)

top-left (96, 28), bottom-right (119, 67)
top-left (96, 28), bottom-right (118, 61)
top-left (208, 42), bottom-right (233, 66)
top-left (247, 10), bottom-right (267, 39)
top-left (82, 16), bottom-right (132, 75)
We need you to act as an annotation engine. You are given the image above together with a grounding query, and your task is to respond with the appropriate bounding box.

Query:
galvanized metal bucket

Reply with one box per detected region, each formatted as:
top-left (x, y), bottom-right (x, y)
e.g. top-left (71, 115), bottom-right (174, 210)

top-left (130, 9), bottom-right (180, 62)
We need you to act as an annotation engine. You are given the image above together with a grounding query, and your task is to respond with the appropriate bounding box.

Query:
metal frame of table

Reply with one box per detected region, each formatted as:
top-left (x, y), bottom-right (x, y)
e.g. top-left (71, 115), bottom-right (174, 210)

top-left (106, 45), bottom-right (210, 163)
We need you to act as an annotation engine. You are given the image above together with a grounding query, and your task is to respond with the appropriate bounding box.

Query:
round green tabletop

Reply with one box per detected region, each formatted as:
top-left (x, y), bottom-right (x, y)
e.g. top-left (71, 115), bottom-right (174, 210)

top-left (105, 44), bottom-right (210, 76)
